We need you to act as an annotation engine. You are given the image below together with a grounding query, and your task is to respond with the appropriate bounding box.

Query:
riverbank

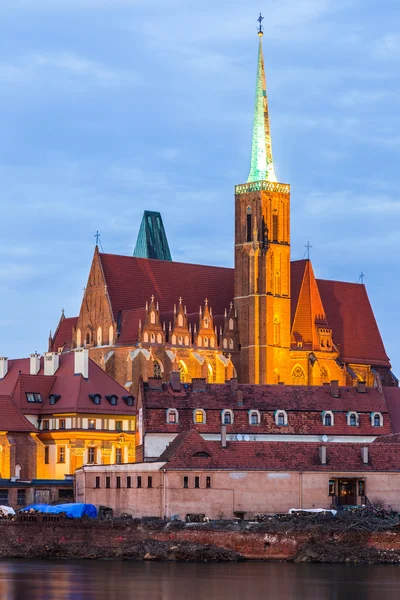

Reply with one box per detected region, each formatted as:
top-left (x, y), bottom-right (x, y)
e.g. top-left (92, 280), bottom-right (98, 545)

top-left (2, 514), bottom-right (400, 563)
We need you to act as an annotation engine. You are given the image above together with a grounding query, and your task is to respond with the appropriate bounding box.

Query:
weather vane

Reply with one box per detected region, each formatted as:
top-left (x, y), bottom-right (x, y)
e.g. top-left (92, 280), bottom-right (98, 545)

top-left (257, 12), bottom-right (264, 35)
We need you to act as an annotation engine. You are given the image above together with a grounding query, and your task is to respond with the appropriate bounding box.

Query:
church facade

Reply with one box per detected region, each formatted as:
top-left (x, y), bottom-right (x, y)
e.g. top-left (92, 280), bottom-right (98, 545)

top-left (49, 30), bottom-right (396, 393)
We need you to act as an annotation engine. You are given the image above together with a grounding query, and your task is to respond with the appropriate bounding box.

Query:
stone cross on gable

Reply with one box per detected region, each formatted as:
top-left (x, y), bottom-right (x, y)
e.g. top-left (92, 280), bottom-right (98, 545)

top-left (151, 295), bottom-right (155, 303)
top-left (205, 298), bottom-right (209, 306)
top-left (179, 296), bottom-right (183, 304)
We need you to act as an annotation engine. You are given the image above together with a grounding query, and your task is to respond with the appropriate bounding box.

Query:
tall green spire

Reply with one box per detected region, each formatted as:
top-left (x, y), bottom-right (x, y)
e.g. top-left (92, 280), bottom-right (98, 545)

top-left (247, 25), bottom-right (277, 184)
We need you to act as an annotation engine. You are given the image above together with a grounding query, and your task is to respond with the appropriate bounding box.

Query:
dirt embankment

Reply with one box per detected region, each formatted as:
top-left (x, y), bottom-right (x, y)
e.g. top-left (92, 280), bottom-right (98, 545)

top-left (1, 512), bottom-right (400, 563)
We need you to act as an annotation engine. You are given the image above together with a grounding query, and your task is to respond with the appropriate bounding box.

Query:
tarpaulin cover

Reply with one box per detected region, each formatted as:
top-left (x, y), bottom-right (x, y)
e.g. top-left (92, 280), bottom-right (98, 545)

top-left (20, 503), bottom-right (97, 518)
top-left (0, 505), bottom-right (16, 516)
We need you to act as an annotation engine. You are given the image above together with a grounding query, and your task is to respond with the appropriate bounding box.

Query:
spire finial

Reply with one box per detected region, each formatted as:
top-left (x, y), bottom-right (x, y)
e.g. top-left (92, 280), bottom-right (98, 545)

top-left (304, 241), bottom-right (312, 260)
top-left (257, 12), bottom-right (264, 36)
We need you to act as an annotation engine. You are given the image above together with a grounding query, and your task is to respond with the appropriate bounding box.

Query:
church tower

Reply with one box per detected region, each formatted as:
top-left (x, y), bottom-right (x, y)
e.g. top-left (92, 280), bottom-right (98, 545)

top-left (234, 17), bottom-right (291, 384)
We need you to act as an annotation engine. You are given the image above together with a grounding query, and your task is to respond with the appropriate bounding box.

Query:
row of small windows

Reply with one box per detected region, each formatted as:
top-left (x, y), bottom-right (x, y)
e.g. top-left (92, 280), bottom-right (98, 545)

top-left (166, 409), bottom-right (384, 427)
top-left (26, 392), bottom-right (134, 407)
top-left (41, 419), bottom-right (126, 432)
top-left (76, 326), bottom-right (114, 348)
top-left (95, 475), bottom-right (152, 489)
top-left (183, 475), bottom-right (211, 489)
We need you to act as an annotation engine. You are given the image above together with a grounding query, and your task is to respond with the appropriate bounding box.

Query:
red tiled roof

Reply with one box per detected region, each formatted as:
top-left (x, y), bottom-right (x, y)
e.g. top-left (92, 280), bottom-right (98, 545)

top-left (381, 388), bottom-right (400, 433)
top-left (50, 316), bottom-right (78, 353)
top-left (317, 279), bottom-right (390, 367)
top-left (0, 395), bottom-right (36, 432)
top-left (99, 253), bottom-right (235, 321)
top-left (162, 429), bottom-right (400, 472)
top-left (0, 355), bottom-right (136, 416)
top-left (144, 383), bottom-right (392, 437)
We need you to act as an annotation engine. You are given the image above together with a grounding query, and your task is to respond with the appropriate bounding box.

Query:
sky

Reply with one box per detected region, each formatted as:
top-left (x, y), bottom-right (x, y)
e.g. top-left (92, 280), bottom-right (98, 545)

top-left (0, 0), bottom-right (399, 374)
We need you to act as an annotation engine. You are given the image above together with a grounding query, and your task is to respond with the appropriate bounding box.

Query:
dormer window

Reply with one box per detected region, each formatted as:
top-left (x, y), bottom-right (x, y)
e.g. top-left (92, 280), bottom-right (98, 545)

top-left (322, 411), bottom-right (334, 427)
top-left (26, 393), bottom-right (42, 403)
top-left (275, 410), bottom-right (288, 426)
top-left (166, 408), bottom-right (179, 424)
top-left (194, 409), bottom-right (206, 424)
top-left (122, 395), bottom-right (134, 407)
top-left (249, 410), bottom-right (261, 425)
top-left (89, 394), bottom-right (101, 405)
top-left (106, 395), bottom-right (118, 406)
top-left (49, 394), bottom-right (61, 405)
top-left (347, 411), bottom-right (359, 427)
top-left (371, 412), bottom-right (383, 427)
top-left (222, 409), bottom-right (234, 425)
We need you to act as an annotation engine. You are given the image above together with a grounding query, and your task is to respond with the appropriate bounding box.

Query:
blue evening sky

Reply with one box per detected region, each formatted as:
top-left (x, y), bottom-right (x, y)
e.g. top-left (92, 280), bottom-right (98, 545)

top-left (1, 0), bottom-right (399, 374)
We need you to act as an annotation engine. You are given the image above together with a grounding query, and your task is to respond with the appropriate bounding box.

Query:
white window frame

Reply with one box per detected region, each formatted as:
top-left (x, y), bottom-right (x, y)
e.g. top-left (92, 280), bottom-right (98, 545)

top-left (347, 411), bottom-right (359, 427)
top-left (322, 410), bottom-right (334, 426)
top-left (221, 409), bottom-right (234, 425)
top-left (166, 408), bottom-right (179, 425)
top-left (371, 412), bottom-right (383, 427)
top-left (193, 409), bottom-right (206, 424)
top-left (274, 410), bottom-right (288, 426)
top-left (249, 410), bottom-right (261, 425)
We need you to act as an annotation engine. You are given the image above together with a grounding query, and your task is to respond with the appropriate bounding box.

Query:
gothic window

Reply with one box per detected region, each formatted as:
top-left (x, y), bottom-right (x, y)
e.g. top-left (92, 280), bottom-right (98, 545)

top-left (108, 325), bottom-right (114, 346)
top-left (172, 334), bottom-right (177, 345)
top-left (151, 333), bottom-right (155, 343)
top-left (178, 314), bottom-right (183, 327)
top-left (207, 363), bottom-right (213, 383)
top-left (246, 206), bottom-right (252, 243)
top-left (204, 318), bottom-right (209, 328)
top-left (210, 338), bottom-right (215, 348)
top-left (229, 318), bottom-right (234, 331)
top-left (85, 332), bottom-right (91, 346)
top-left (166, 408), bottom-right (179, 424)
top-left (194, 409), bottom-right (206, 424)
top-left (249, 410), bottom-right (261, 425)
top-left (178, 335), bottom-right (183, 345)
top-left (76, 329), bottom-right (82, 348)
top-left (275, 410), bottom-right (288, 426)
top-left (197, 336), bottom-right (202, 346)
top-left (273, 317), bottom-right (280, 346)
top-left (291, 365), bottom-right (306, 386)
top-left (179, 361), bottom-right (188, 383)
top-left (222, 410), bottom-right (234, 425)
top-left (323, 411), bottom-right (334, 427)
top-left (229, 338), bottom-right (234, 349)
top-left (184, 336), bottom-right (189, 346)
top-left (143, 332), bottom-right (149, 343)
top-left (320, 366), bottom-right (329, 383)
top-left (223, 338), bottom-right (228, 349)
top-left (153, 360), bottom-right (163, 379)
top-left (97, 327), bottom-right (102, 346)
top-left (157, 333), bottom-right (162, 343)
top-left (150, 311), bottom-right (156, 325)
top-left (272, 213), bottom-right (278, 241)
top-left (204, 337), bottom-right (209, 347)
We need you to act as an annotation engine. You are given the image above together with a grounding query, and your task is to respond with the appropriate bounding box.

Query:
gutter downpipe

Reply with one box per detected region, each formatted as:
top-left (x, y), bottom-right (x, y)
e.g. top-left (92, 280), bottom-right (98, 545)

top-left (299, 471), bottom-right (303, 509)
top-left (162, 469), bottom-right (167, 519)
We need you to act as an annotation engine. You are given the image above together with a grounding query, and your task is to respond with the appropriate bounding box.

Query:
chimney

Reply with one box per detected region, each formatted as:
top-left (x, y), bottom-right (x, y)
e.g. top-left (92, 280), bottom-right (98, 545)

top-left (30, 353), bottom-right (41, 375)
top-left (0, 357), bottom-right (8, 380)
top-left (147, 377), bottom-right (163, 390)
top-left (357, 380), bottom-right (367, 394)
top-left (319, 446), bottom-right (327, 465)
top-left (236, 390), bottom-right (244, 406)
top-left (74, 348), bottom-right (88, 379)
top-left (361, 446), bottom-right (369, 465)
top-left (169, 371), bottom-right (181, 392)
top-left (330, 380), bottom-right (340, 398)
top-left (44, 352), bottom-right (59, 376)
top-left (221, 425), bottom-right (227, 448)
top-left (192, 377), bottom-right (207, 392)
top-left (230, 377), bottom-right (239, 392)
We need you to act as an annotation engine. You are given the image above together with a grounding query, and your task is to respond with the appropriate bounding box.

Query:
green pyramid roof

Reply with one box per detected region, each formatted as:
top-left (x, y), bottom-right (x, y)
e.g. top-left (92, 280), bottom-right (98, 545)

top-left (133, 211), bottom-right (172, 261)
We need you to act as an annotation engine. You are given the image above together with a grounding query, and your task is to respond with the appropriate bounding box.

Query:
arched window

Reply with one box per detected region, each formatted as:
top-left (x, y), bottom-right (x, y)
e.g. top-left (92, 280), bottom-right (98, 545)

top-left (151, 333), bottom-right (155, 343)
top-left (347, 412), bottom-right (359, 427)
top-left (178, 314), bottom-right (183, 327)
top-left (229, 318), bottom-right (234, 331)
top-left (153, 360), bottom-right (163, 379)
top-left (194, 409), bottom-right (206, 424)
top-left (207, 363), bottom-right (213, 383)
top-left (273, 317), bottom-right (280, 346)
top-left (179, 361), bottom-right (188, 383)
top-left (197, 336), bottom-right (202, 346)
top-left (229, 339), bottom-right (234, 349)
top-left (76, 328), bottom-right (82, 348)
top-left (322, 411), bottom-right (334, 427)
top-left (157, 333), bottom-right (162, 343)
top-left (178, 335), bottom-right (183, 345)
top-left (15, 464), bottom-right (22, 479)
top-left (166, 408), bottom-right (179, 424)
top-left (275, 410), bottom-right (288, 426)
top-left (143, 332), bottom-right (149, 343)
top-left (204, 337), bottom-right (209, 347)
top-left (85, 332), bottom-right (91, 346)
top-left (184, 336), bottom-right (189, 346)
top-left (222, 409), bottom-right (234, 425)
top-left (371, 412), bottom-right (383, 427)
top-left (249, 410), bottom-right (261, 425)
top-left (223, 338), bottom-right (228, 349)
top-left (108, 325), bottom-right (114, 346)
top-left (97, 327), bottom-right (102, 346)
top-left (204, 318), bottom-right (209, 328)
top-left (171, 334), bottom-right (177, 345)
top-left (246, 206), bottom-right (252, 243)
top-left (210, 338), bottom-right (215, 348)
top-left (291, 365), bottom-right (306, 386)
top-left (150, 311), bottom-right (156, 325)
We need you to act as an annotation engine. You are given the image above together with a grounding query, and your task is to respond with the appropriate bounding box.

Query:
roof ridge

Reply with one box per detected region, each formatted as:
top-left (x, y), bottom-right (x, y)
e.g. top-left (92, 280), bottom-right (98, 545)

top-left (100, 252), bottom-right (234, 272)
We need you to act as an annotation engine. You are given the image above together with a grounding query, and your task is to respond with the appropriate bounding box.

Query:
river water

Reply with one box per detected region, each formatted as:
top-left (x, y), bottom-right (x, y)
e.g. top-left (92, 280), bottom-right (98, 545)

top-left (0, 560), bottom-right (399, 599)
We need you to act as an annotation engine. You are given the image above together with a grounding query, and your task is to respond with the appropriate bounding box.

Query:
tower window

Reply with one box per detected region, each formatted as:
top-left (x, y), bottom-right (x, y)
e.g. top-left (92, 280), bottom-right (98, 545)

top-left (246, 213), bottom-right (252, 242)
top-left (272, 214), bottom-right (278, 242)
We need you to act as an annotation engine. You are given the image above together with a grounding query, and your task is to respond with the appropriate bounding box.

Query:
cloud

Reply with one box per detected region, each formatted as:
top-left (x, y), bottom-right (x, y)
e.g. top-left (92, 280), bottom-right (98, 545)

top-left (0, 53), bottom-right (134, 85)
top-left (373, 34), bottom-right (400, 60)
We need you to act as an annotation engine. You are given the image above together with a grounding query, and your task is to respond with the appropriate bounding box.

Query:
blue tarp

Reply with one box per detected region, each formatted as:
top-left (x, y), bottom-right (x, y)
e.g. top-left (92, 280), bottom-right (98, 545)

top-left (20, 503), bottom-right (97, 519)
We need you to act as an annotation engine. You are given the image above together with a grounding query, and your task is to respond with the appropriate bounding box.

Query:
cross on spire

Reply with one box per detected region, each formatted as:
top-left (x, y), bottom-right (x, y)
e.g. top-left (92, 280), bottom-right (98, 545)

top-left (178, 296), bottom-right (183, 304)
top-left (358, 271), bottom-right (366, 284)
top-left (94, 231), bottom-right (100, 245)
top-left (257, 12), bottom-right (264, 35)
top-left (304, 241), bottom-right (312, 260)
top-left (151, 294), bottom-right (155, 303)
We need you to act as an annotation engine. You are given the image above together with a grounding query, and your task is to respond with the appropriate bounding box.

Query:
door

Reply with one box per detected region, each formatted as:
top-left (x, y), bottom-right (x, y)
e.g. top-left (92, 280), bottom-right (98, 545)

top-left (338, 479), bottom-right (356, 506)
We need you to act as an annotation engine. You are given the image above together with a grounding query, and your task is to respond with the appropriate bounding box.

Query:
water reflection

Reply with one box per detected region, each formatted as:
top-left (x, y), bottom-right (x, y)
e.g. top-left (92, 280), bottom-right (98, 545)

top-left (0, 560), bottom-right (399, 600)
